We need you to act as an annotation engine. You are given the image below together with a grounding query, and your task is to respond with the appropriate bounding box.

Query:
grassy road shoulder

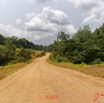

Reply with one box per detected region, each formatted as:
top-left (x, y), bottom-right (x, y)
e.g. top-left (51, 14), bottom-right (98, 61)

top-left (0, 51), bottom-right (45, 80)
top-left (47, 58), bottom-right (104, 78)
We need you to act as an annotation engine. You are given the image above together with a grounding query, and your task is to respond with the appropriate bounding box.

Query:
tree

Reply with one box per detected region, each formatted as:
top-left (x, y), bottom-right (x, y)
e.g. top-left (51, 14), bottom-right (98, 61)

top-left (50, 24), bottom-right (104, 64)
top-left (57, 31), bottom-right (70, 57)
top-left (73, 25), bottom-right (92, 43)
top-left (0, 34), bottom-right (5, 44)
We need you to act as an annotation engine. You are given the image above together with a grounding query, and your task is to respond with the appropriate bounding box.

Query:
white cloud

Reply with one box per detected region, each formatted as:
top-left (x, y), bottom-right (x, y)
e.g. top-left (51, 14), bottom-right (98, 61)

top-left (82, 1), bottom-right (104, 29)
top-left (0, 7), bottom-right (76, 44)
top-left (26, 13), bottom-right (36, 20)
top-left (33, 35), bottom-right (41, 41)
top-left (88, 1), bottom-right (104, 15)
top-left (25, 7), bottom-right (69, 32)
top-left (83, 14), bottom-right (97, 25)
top-left (68, 0), bottom-right (104, 29)
top-left (99, 12), bottom-right (104, 24)
top-left (68, 0), bottom-right (97, 10)
top-left (25, 7), bottom-right (70, 33)
top-left (16, 18), bottom-right (22, 25)
top-left (43, 7), bottom-right (69, 25)
top-left (25, 16), bottom-right (57, 32)
top-left (66, 24), bottom-right (77, 34)
top-left (27, 0), bottom-right (48, 3)
top-left (0, 23), bottom-right (49, 43)
top-left (83, 12), bottom-right (104, 29)
top-left (0, 24), bottom-right (28, 38)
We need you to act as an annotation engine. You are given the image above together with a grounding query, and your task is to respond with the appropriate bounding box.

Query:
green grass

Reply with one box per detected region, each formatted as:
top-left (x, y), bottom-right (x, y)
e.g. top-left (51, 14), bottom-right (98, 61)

top-left (0, 51), bottom-right (45, 80)
top-left (48, 58), bottom-right (104, 78)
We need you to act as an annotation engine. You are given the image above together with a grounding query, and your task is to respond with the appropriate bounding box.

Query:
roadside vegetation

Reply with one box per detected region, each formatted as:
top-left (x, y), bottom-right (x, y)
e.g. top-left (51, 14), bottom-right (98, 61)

top-left (48, 59), bottom-right (104, 78)
top-left (48, 24), bottom-right (104, 78)
top-left (0, 51), bottom-right (45, 80)
top-left (0, 34), bottom-right (45, 80)
top-left (50, 24), bottom-right (104, 64)
top-left (0, 63), bottom-right (26, 80)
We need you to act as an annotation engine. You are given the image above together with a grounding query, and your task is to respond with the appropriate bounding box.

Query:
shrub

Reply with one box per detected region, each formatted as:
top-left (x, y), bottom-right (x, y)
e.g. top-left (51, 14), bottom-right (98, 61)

top-left (92, 58), bottom-right (103, 64)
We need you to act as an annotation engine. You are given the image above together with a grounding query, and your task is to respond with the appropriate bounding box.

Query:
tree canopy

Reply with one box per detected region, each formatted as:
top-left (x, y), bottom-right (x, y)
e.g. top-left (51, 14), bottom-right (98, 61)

top-left (0, 34), bottom-right (46, 66)
top-left (50, 24), bottom-right (104, 64)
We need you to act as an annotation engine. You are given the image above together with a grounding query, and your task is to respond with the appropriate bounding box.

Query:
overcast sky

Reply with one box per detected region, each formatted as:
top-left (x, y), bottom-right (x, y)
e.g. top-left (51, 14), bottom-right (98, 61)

top-left (0, 0), bottom-right (104, 45)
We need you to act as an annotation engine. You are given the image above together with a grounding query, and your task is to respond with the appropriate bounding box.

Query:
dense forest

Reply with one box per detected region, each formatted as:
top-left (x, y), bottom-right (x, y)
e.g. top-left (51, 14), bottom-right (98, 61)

top-left (0, 34), bottom-right (45, 66)
top-left (50, 24), bottom-right (104, 64)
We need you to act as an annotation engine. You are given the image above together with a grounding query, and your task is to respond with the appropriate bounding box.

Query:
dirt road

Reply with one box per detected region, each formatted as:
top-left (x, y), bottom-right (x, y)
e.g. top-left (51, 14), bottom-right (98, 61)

top-left (0, 54), bottom-right (104, 103)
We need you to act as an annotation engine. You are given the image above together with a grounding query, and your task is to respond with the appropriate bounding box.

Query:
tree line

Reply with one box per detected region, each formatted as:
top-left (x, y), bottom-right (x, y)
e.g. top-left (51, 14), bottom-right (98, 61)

top-left (0, 34), bottom-right (45, 66)
top-left (0, 35), bottom-right (45, 50)
top-left (1, 24), bottom-right (104, 65)
top-left (49, 24), bottom-right (104, 64)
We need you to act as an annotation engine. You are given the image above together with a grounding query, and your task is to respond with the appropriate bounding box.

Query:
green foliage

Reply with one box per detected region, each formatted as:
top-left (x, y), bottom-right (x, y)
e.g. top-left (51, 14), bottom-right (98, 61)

top-left (73, 25), bottom-right (92, 43)
top-left (0, 34), bottom-right (46, 50)
top-left (51, 24), bottom-right (104, 64)
top-left (0, 34), bottom-right (47, 66)
top-left (92, 58), bottom-right (103, 64)
top-left (16, 48), bottom-right (31, 62)
top-left (0, 41), bottom-right (16, 65)
top-left (52, 31), bottom-right (70, 58)
top-left (0, 34), bottom-right (5, 44)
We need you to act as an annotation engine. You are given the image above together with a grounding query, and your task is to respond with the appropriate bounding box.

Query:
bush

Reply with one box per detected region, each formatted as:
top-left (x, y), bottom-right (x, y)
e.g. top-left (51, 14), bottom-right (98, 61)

top-left (17, 48), bottom-right (32, 62)
top-left (92, 58), bottom-right (103, 64)
top-left (71, 52), bottom-right (85, 64)
top-left (55, 56), bottom-right (68, 62)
